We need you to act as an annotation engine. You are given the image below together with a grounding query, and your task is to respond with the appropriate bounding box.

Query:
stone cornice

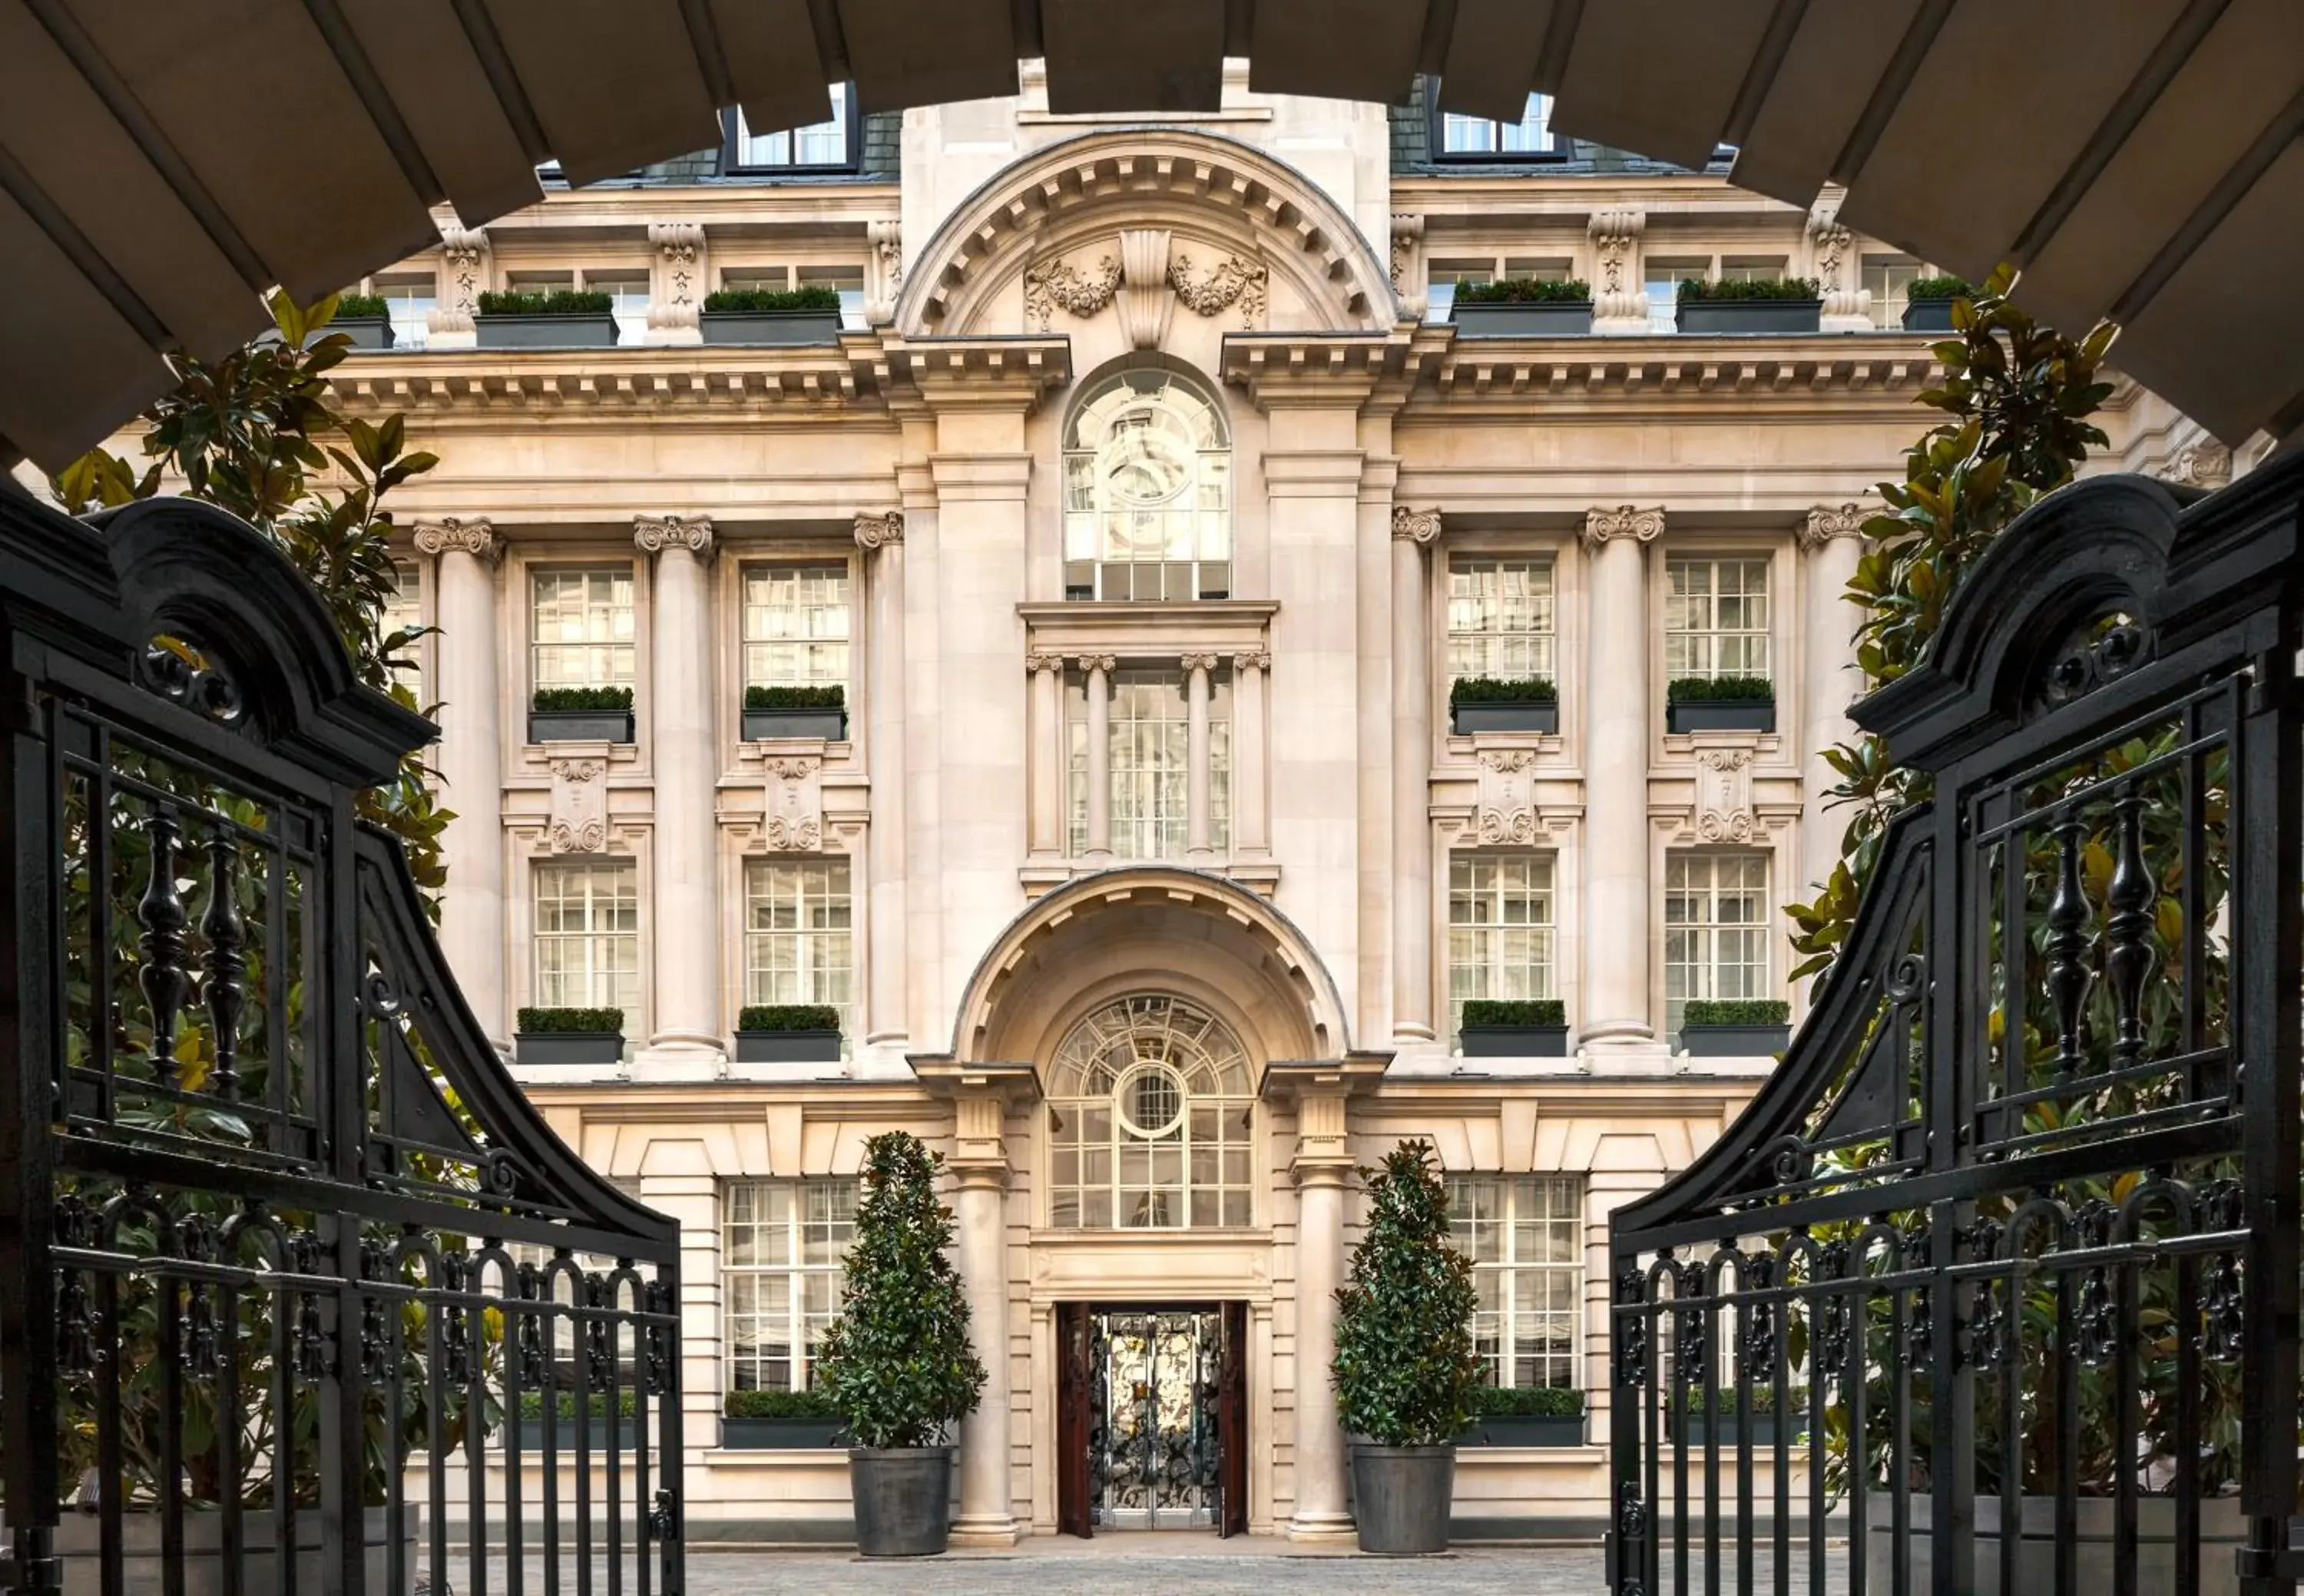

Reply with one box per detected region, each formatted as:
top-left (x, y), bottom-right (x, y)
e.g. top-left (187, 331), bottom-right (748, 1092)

top-left (412, 516), bottom-right (501, 563)
top-left (1220, 329), bottom-right (1439, 410)
top-left (1016, 599), bottom-right (1277, 664)
top-left (1582, 505), bottom-right (1665, 549)
top-left (1432, 337), bottom-right (1941, 406)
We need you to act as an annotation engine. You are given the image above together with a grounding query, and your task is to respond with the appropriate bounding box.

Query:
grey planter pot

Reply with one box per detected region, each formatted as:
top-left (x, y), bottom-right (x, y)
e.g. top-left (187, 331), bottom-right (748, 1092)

top-left (733, 1028), bottom-right (842, 1064)
top-left (1352, 1444), bottom-right (1455, 1554)
top-left (1667, 699), bottom-right (1775, 734)
top-left (529, 708), bottom-right (635, 743)
top-left (1671, 1410), bottom-right (1803, 1448)
top-left (1680, 1023), bottom-right (1790, 1058)
top-left (1450, 701), bottom-right (1558, 735)
top-left (1869, 1493), bottom-right (2253, 1596)
top-left (723, 1414), bottom-right (845, 1448)
top-left (510, 1416), bottom-right (641, 1450)
top-left (335, 316), bottom-right (395, 349)
top-left (1461, 1024), bottom-right (1569, 1058)
top-left (1676, 299), bottom-right (1822, 335)
top-left (1902, 298), bottom-right (1960, 333)
top-left (478, 313), bottom-right (620, 349)
top-left (743, 706), bottom-right (848, 741)
top-left (56, 1508), bottom-right (415, 1596)
top-left (515, 1031), bottom-right (624, 1065)
top-left (702, 310), bottom-right (843, 346)
top-left (1460, 1413), bottom-right (1584, 1447)
top-left (849, 1446), bottom-right (953, 1558)
top-left (1449, 300), bottom-right (1594, 336)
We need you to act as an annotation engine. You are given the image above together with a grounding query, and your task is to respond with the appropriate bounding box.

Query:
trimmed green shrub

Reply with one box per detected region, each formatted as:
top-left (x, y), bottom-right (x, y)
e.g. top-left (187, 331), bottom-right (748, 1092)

top-left (1461, 998), bottom-right (1566, 1028)
top-left (334, 292), bottom-right (390, 320)
top-left (737, 1004), bottom-right (842, 1033)
top-left (1681, 999), bottom-right (1789, 1027)
top-left (1666, 674), bottom-right (1773, 703)
top-left (517, 1007), bottom-right (624, 1035)
top-left (704, 286), bottom-right (842, 315)
top-left (1451, 675), bottom-right (1558, 705)
top-left (1676, 276), bottom-right (1820, 303)
top-left (744, 684), bottom-right (845, 710)
top-left (1675, 1383), bottom-right (1796, 1416)
top-left (1471, 1384), bottom-right (1585, 1418)
top-left (815, 1132), bottom-right (986, 1449)
top-left (478, 289), bottom-right (614, 317)
top-left (532, 685), bottom-right (634, 714)
top-left (1904, 275), bottom-right (1975, 303)
top-left (1332, 1140), bottom-right (1484, 1447)
top-left (1453, 279), bottom-right (1593, 306)
top-left (725, 1387), bottom-right (840, 1419)
top-left (518, 1389), bottom-right (638, 1420)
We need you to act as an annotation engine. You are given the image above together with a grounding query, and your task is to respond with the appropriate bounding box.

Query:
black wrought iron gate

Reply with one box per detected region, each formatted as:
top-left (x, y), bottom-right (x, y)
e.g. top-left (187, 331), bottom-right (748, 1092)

top-left (0, 493), bottom-right (684, 1596)
top-left (1610, 458), bottom-right (2304, 1596)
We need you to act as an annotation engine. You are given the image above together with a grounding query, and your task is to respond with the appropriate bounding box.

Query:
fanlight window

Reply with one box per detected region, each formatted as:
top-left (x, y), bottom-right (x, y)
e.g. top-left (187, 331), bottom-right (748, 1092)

top-left (1062, 371), bottom-right (1231, 602)
top-left (1048, 995), bottom-right (1253, 1229)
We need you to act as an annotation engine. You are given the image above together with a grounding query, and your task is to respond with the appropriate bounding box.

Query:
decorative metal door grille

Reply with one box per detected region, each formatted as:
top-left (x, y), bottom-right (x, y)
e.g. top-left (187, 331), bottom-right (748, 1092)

top-left (1610, 461), bottom-right (2304, 1596)
top-left (0, 495), bottom-right (684, 1596)
top-left (1087, 1310), bottom-right (1223, 1529)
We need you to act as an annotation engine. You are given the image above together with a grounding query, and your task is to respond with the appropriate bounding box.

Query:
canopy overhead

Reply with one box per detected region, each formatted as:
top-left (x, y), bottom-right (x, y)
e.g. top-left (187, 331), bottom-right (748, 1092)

top-left (2, 0), bottom-right (2299, 467)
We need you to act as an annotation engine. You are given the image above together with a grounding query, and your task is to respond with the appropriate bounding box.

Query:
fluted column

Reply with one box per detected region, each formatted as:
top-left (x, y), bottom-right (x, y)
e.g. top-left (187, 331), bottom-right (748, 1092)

top-left (1183, 653), bottom-right (1216, 863)
top-left (1082, 654), bottom-right (1114, 861)
top-left (1026, 653), bottom-right (1064, 857)
top-left (1232, 651), bottom-right (1270, 856)
top-left (1391, 507), bottom-right (1440, 1044)
top-left (1800, 505), bottom-right (1869, 902)
top-left (635, 515), bottom-right (720, 1064)
top-left (1582, 506), bottom-right (1664, 1046)
top-left (857, 511), bottom-right (909, 1051)
top-left (948, 1088), bottom-right (1018, 1546)
top-left (1287, 1087), bottom-right (1355, 1542)
top-left (414, 518), bottom-right (505, 1044)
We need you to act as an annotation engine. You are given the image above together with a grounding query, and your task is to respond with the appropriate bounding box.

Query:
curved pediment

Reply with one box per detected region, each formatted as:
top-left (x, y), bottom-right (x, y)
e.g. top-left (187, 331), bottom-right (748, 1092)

top-left (896, 130), bottom-right (1399, 340)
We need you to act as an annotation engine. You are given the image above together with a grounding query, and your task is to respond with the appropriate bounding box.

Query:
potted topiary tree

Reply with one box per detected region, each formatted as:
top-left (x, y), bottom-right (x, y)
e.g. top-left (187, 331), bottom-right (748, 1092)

top-left (1458, 998), bottom-right (1569, 1058)
top-left (1675, 276), bottom-right (1822, 335)
top-left (701, 285), bottom-right (845, 346)
top-left (1900, 275), bottom-right (1975, 333)
top-left (1448, 675), bottom-right (1558, 735)
top-left (1665, 674), bottom-right (1776, 733)
top-left (1677, 998), bottom-right (1790, 1056)
top-left (515, 1006), bottom-right (626, 1065)
top-left (743, 684), bottom-right (847, 741)
top-left (733, 1003), bottom-right (842, 1064)
top-left (530, 685), bottom-right (635, 743)
top-left (1332, 1139), bottom-right (1483, 1555)
top-left (1448, 278), bottom-right (1594, 336)
top-left (815, 1131), bottom-right (986, 1557)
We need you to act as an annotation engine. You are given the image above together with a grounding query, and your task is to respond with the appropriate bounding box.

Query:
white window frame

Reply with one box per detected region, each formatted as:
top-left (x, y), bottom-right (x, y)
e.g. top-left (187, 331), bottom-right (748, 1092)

top-left (1061, 370), bottom-right (1232, 603)
top-left (1445, 555), bottom-right (1557, 686)
top-left (1863, 253), bottom-right (1925, 329)
top-left (1066, 668), bottom-right (1232, 859)
top-left (1436, 92), bottom-right (1558, 158)
top-left (732, 87), bottom-right (853, 170)
top-left (1446, 853), bottom-right (1557, 1047)
top-left (1663, 850), bottom-right (1773, 1038)
top-left (530, 566), bottom-right (637, 694)
top-left (1664, 555), bottom-right (1773, 682)
top-left (531, 859), bottom-right (640, 1013)
top-left (742, 858), bottom-right (854, 1041)
top-left (1447, 1174), bottom-right (1585, 1389)
top-left (740, 561), bottom-right (852, 692)
top-left (722, 1178), bottom-right (857, 1393)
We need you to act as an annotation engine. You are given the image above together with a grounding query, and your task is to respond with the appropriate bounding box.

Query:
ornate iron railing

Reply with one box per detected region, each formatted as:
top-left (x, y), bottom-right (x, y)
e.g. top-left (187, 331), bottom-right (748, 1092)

top-left (1610, 456), bottom-right (2304, 1596)
top-left (0, 493), bottom-right (683, 1596)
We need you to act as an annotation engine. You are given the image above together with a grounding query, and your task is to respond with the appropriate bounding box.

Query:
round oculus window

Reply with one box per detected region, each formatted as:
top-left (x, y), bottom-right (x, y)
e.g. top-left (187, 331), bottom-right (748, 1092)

top-left (1117, 1061), bottom-right (1187, 1139)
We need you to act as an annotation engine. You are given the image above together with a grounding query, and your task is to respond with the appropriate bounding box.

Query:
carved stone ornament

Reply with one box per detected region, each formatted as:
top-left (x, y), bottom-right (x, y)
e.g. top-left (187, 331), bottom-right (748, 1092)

top-left (866, 219), bottom-right (903, 326)
top-left (1118, 229), bottom-right (1177, 349)
top-left (764, 756), bottom-right (824, 852)
top-left (1587, 210), bottom-right (1646, 326)
top-left (548, 758), bottom-right (607, 854)
top-left (1026, 651), bottom-right (1066, 674)
top-left (1390, 214), bottom-right (1426, 318)
top-left (1170, 251), bottom-right (1267, 329)
top-left (854, 510), bottom-right (904, 551)
top-left (634, 514), bottom-right (715, 559)
top-left (1582, 505), bottom-right (1665, 549)
top-left (1078, 653), bottom-right (1118, 675)
top-left (431, 227), bottom-right (489, 336)
top-left (647, 222), bottom-right (703, 333)
top-left (2160, 441), bottom-right (2233, 489)
top-left (1180, 651), bottom-right (1220, 674)
top-left (412, 517), bottom-right (502, 564)
top-left (1800, 503), bottom-right (1869, 550)
top-left (1231, 650), bottom-right (1271, 673)
top-left (1695, 747), bottom-right (1756, 843)
top-left (1392, 505), bottom-right (1442, 545)
top-left (1025, 253), bottom-right (1121, 332)
top-left (1476, 748), bottom-right (1539, 846)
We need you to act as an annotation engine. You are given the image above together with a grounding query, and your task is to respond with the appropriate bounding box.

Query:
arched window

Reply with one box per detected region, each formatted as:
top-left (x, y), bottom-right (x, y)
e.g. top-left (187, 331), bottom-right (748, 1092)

top-left (1062, 370), bottom-right (1231, 602)
top-left (1047, 995), bottom-right (1253, 1229)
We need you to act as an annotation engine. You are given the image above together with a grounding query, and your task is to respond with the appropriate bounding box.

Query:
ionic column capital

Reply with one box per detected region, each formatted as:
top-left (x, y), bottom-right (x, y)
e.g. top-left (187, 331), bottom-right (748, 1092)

top-left (1026, 651), bottom-right (1066, 675)
top-left (1391, 504), bottom-right (1442, 545)
top-left (412, 516), bottom-right (501, 565)
top-left (855, 509), bottom-right (905, 551)
top-left (1231, 649), bottom-right (1271, 674)
top-left (1077, 653), bottom-right (1117, 676)
top-left (1582, 505), bottom-right (1665, 551)
top-left (634, 514), bottom-right (716, 560)
top-left (1799, 502), bottom-right (1869, 551)
top-left (1180, 651), bottom-right (1220, 674)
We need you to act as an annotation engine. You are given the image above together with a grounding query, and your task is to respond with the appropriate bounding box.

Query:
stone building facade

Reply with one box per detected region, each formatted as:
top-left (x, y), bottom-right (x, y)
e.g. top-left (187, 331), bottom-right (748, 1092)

top-left (337, 72), bottom-right (2234, 1544)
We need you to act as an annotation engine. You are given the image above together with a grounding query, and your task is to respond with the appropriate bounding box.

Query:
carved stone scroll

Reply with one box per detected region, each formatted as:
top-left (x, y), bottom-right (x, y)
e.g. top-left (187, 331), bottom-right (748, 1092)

top-left (548, 758), bottom-right (607, 854)
top-left (764, 757), bottom-right (824, 852)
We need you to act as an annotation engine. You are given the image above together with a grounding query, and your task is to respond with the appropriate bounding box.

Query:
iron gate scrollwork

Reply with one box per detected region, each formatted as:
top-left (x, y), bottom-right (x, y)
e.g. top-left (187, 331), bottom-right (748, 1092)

top-left (1610, 459), bottom-right (2304, 1596)
top-left (0, 495), bottom-right (684, 1596)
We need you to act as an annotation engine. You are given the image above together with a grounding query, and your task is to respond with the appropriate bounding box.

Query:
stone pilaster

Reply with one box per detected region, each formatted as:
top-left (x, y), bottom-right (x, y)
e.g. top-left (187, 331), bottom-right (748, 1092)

top-left (1183, 652), bottom-right (1217, 862)
top-left (1025, 653), bottom-right (1064, 859)
top-left (634, 515), bottom-right (720, 1071)
top-left (1230, 651), bottom-right (1270, 858)
top-left (1081, 654), bottom-right (1114, 860)
top-left (412, 517), bottom-right (505, 1043)
top-left (858, 511), bottom-right (909, 1056)
top-left (1286, 1084), bottom-right (1356, 1542)
top-left (1799, 504), bottom-right (1869, 906)
top-left (1390, 505), bottom-right (1441, 1046)
top-left (1581, 506), bottom-right (1664, 1050)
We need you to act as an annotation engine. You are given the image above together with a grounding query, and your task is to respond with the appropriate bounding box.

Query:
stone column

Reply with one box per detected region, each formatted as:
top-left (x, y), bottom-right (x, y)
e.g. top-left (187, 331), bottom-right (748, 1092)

top-left (1232, 651), bottom-right (1270, 857)
top-left (414, 517), bottom-right (505, 1044)
top-left (1081, 654), bottom-right (1114, 861)
top-left (1800, 505), bottom-right (1869, 900)
top-left (1287, 1088), bottom-right (1355, 1542)
top-left (1183, 653), bottom-right (1216, 863)
top-left (1581, 506), bottom-right (1664, 1046)
top-left (634, 515), bottom-right (721, 1067)
top-left (1390, 506), bottom-right (1440, 1045)
top-left (948, 1088), bottom-right (1019, 1546)
top-left (1025, 653), bottom-right (1064, 858)
top-left (857, 511), bottom-right (909, 1051)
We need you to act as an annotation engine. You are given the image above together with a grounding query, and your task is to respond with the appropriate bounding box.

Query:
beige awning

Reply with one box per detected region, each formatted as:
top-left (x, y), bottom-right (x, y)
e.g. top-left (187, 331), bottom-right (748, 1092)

top-left (2, 0), bottom-right (2299, 467)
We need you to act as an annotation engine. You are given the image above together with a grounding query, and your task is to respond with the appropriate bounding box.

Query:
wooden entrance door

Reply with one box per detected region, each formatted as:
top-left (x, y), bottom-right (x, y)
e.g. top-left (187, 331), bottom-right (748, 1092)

top-left (1217, 1301), bottom-right (1249, 1537)
top-left (1057, 1302), bottom-right (1094, 1537)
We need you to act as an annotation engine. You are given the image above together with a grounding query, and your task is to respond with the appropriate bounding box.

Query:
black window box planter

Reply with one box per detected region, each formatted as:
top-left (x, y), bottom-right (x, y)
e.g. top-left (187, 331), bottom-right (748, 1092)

top-left (1669, 1412), bottom-right (1806, 1449)
top-left (702, 310), bottom-right (844, 346)
top-left (1666, 700), bottom-right (1775, 735)
top-left (732, 1028), bottom-right (842, 1064)
top-left (477, 314), bottom-right (620, 349)
top-left (336, 316), bottom-right (395, 350)
top-left (721, 1416), bottom-right (846, 1449)
top-left (1676, 300), bottom-right (1822, 336)
top-left (530, 709), bottom-right (635, 743)
top-left (1460, 1024), bottom-right (1570, 1058)
top-left (1902, 299), bottom-right (1959, 333)
top-left (1458, 1415), bottom-right (1585, 1447)
top-left (508, 1417), bottom-right (642, 1451)
top-left (1449, 301), bottom-right (1594, 337)
top-left (1451, 701), bottom-right (1558, 736)
top-left (1679, 1023), bottom-right (1791, 1058)
top-left (743, 706), bottom-right (847, 742)
top-left (515, 1031), bottom-right (624, 1065)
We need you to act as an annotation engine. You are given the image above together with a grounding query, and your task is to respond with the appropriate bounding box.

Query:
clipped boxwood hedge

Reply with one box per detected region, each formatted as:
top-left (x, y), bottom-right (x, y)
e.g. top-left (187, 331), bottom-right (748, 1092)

top-left (1674, 1382), bottom-right (1794, 1416)
top-left (518, 1007), bottom-right (625, 1035)
top-left (703, 286), bottom-right (842, 315)
top-left (1453, 278), bottom-right (1592, 305)
top-left (737, 1004), bottom-right (841, 1033)
top-left (1676, 276), bottom-right (1820, 303)
top-left (743, 684), bottom-right (844, 710)
top-left (335, 292), bottom-right (389, 320)
top-left (1665, 674), bottom-right (1773, 704)
top-left (725, 1387), bottom-right (840, 1419)
top-left (1681, 999), bottom-right (1789, 1027)
top-left (1451, 675), bottom-right (1558, 705)
top-left (478, 289), bottom-right (614, 317)
top-left (1471, 1384), bottom-right (1585, 1418)
top-left (1905, 275), bottom-right (1975, 302)
top-left (1461, 998), bottom-right (1566, 1028)
top-left (533, 685), bottom-right (634, 713)
top-left (518, 1389), bottom-right (638, 1420)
